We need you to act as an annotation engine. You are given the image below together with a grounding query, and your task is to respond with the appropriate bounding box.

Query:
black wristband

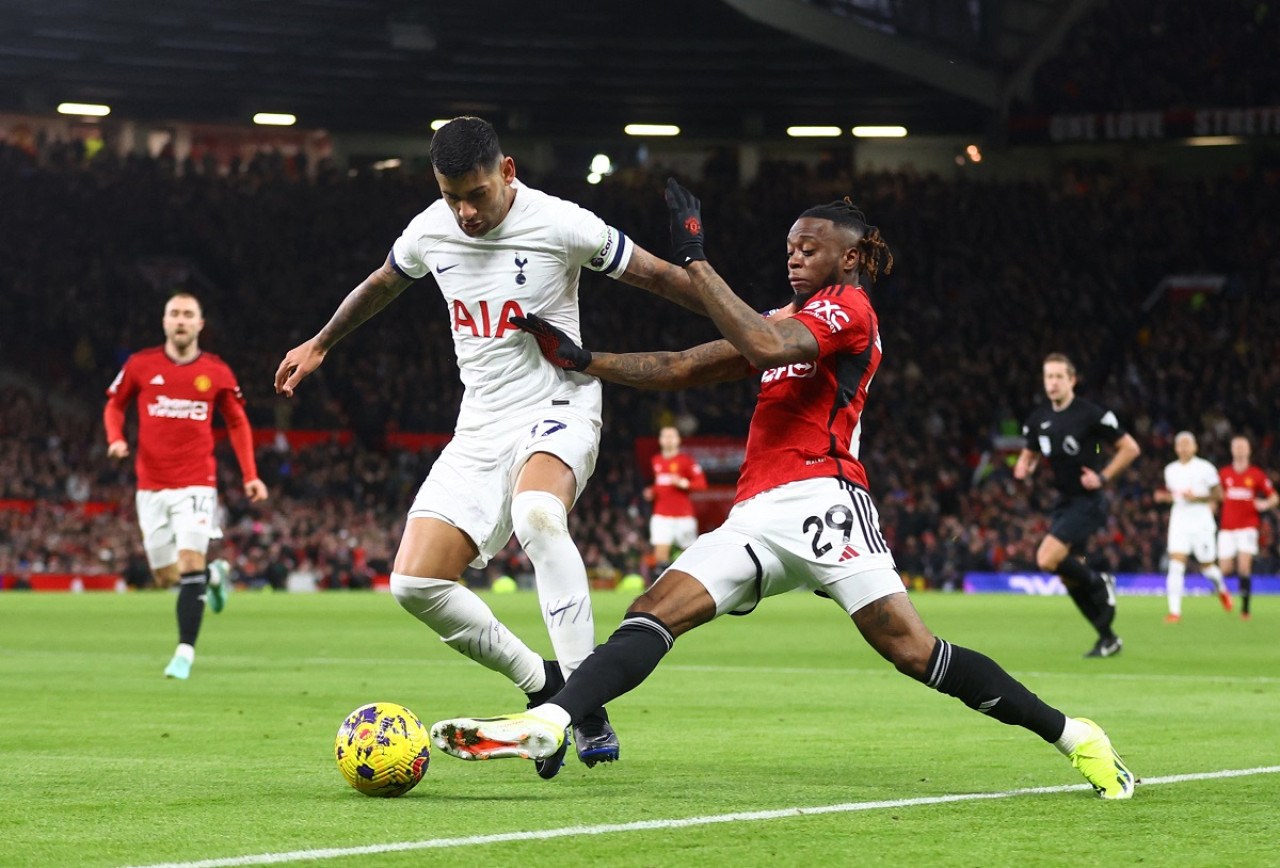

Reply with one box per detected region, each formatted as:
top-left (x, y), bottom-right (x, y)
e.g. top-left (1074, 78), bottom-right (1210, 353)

top-left (1097, 470), bottom-right (1108, 485)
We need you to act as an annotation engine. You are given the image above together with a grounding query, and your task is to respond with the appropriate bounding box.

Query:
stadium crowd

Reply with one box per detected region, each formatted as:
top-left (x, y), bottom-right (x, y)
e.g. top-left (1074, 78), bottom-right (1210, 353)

top-left (1028, 0), bottom-right (1279, 113)
top-left (1, 135), bottom-right (1278, 590)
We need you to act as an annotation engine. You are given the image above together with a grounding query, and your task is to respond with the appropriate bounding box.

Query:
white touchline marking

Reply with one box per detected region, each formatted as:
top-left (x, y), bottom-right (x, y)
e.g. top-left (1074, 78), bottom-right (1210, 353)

top-left (120, 765), bottom-right (1280, 868)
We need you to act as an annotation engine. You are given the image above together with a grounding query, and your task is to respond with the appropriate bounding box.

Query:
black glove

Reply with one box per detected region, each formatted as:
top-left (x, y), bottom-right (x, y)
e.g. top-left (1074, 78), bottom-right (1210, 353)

top-left (665, 177), bottom-right (706, 265)
top-left (509, 313), bottom-right (592, 372)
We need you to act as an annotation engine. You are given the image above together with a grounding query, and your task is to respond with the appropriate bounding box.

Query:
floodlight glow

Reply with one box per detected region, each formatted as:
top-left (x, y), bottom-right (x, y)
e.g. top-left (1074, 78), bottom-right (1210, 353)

top-left (373, 159), bottom-right (402, 170)
top-left (965, 144), bottom-right (982, 162)
top-left (624, 124), bottom-right (680, 137)
top-left (430, 119), bottom-right (451, 131)
top-left (787, 126), bottom-right (841, 137)
top-left (1184, 136), bottom-right (1244, 146)
top-left (851, 125), bottom-right (907, 138)
top-left (590, 153), bottom-right (612, 174)
top-left (253, 113), bottom-right (297, 126)
top-left (587, 172), bottom-right (603, 185)
top-left (57, 102), bottom-right (110, 117)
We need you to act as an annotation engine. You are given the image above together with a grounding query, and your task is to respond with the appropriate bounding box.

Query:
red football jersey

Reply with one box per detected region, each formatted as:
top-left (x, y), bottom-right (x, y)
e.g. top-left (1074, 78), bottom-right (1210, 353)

top-left (649, 452), bottom-right (707, 518)
top-left (104, 347), bottom-right (253, 490)
top-left (1219, 464), bottom-right (1276, 531)
top-left (734, 285), bottom-right (881, 505)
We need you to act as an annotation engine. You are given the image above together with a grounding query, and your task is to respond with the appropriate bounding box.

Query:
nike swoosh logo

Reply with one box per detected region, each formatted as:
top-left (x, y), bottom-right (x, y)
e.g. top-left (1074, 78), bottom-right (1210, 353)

top-left (435, 264), bottom-right (459, 274)
top-left (1040, 421), bottom-right (1051, 428)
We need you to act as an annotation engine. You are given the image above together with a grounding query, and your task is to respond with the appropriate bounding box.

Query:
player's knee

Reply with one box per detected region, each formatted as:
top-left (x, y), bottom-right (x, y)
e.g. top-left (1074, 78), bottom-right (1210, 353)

top-left (389, 573), bottom-right (455, 613)
top-left (152, 565), bottom-right (180, 588)
top-left (1036, 550), bottom-right (1061, 572)
top-left (883, 636), bottom-right (934, 680)
top-left (511, 490), bottom-right (569, 546)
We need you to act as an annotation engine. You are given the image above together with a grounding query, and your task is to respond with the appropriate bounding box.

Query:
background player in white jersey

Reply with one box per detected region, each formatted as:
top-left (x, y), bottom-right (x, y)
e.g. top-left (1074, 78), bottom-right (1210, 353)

top-left (1217, 435), bottom-right (1278, 620)
top-left (274, 117), bottom-right (703, 778)
top-left (1155, 431), bottom-right (1229, 622)
top-left (430, 180), bottom-right (1135, 801)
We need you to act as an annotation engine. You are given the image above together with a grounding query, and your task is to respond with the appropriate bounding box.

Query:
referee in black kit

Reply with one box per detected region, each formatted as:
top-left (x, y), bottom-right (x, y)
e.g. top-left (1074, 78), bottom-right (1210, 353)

top-left (1014, 353), bottom-right (1141, 658)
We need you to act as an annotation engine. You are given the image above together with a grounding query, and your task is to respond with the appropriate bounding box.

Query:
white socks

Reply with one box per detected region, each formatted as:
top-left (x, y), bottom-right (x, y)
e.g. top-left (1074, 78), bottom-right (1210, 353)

top-left (1203, 564), bottom-right (1226, 593)
top-left (1054, 716), bottom-right (1092, 756)
top-left (511, 490), bottom-right (594, 676)
top-left (1166, 559), bottom-right (1186, 616)
top-left (389, 573), bottom-right (544, 693)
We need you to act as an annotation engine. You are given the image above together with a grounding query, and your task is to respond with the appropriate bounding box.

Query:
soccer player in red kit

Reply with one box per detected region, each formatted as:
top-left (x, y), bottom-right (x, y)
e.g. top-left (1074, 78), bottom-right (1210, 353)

top-left (104, 292), bottom-right (268, 679)
top-left (645, 425), bottom-right (707, 576)
top-left (431, 180), bottom-right (1135, 800)
top-left (1218, 435), bottom-right (1278, 619)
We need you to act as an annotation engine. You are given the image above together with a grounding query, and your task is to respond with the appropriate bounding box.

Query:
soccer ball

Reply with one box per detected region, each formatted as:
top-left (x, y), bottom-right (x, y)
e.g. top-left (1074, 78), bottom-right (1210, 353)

top-left (335, 702), bottom-right (431, 797)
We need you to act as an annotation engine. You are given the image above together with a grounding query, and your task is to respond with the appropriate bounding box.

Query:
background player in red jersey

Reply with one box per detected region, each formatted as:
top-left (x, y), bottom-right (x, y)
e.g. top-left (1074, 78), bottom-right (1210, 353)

top-left (431, 180), bottom-right (1135, 800)
top-left (645, 425), bottom-right (707, 578)
top-left (104, 292), bottom-right (268, 679)
top-left (1217, 435), bottom-right (1278, 619)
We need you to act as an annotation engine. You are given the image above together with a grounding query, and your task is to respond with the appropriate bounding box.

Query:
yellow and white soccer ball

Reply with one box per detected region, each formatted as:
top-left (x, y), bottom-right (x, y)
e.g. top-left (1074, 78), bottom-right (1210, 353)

top-left (335, 702), bottom-right (431, 797)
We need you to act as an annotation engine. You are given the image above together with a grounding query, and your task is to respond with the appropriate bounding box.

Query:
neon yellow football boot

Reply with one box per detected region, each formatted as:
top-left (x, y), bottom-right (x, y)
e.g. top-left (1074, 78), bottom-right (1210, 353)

top-left (1069, 718), bottom-right (1135, 800)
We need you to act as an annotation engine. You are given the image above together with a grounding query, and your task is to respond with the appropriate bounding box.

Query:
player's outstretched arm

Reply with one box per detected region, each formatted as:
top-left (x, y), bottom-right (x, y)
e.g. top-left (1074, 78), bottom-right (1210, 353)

top-left (510, 313), bottom-right (750, 389)
top-left (664, 178), bottom-right (818, 369)
top-left (620, 245), bottom-right (708, 316)
top-left (275, 256), bottom-right (414, 396)
top-left (589, 341), bottom-right (752, 389)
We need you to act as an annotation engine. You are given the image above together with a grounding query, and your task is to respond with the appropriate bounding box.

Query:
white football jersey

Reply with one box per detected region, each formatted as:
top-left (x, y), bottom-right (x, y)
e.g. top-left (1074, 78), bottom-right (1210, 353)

top-left (1163, 456), bottom-right (1219, 524)
top-left (391, 179), bottom-right (633, 430)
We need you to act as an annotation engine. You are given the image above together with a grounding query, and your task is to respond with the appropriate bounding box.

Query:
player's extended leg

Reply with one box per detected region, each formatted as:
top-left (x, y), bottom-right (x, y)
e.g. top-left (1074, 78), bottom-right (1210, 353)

top-left (853, 590), bottom-right (1135, 800)
top-left (430, 569), bottom-right (716, 763)
top-left (390, 517), bottom-right (546, 692)
top-left (1038, 535), bottom-right (1120, 657)
top-left (1200, 562), bottom-right (1232, 612)
top-left (513, 453), bottom-right (617, 768)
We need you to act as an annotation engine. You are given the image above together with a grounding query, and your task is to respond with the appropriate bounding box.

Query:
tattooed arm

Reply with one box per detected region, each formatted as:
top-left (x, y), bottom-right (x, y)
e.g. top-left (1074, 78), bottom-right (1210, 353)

top-left (686, 260), bottom-right (819, 370)
top-left (619, 244), bottom-right (707, 316)
top-left (275, 255), bottom-right (414, 396)
top-left (587, 339), bottom-right (753, 390)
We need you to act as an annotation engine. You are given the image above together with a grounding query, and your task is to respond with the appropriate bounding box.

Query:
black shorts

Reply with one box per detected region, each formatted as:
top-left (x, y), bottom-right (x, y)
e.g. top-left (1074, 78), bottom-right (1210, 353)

top-left (1048, 494), bottom-right (1108, 549)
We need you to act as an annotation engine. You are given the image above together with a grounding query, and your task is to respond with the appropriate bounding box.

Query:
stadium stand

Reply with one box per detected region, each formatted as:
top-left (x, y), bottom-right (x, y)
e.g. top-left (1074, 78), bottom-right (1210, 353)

top-left (1, 139), bottom-right (1277, 589)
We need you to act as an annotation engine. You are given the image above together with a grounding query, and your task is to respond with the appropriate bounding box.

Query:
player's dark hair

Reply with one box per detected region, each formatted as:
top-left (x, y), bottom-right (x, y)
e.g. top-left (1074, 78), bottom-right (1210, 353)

top-left (429, 116), bottom-right (503, 178)
top-left (1043, 352), bottom-right (1076, 378)
top-left (799, 198), bottom-right (894, 284)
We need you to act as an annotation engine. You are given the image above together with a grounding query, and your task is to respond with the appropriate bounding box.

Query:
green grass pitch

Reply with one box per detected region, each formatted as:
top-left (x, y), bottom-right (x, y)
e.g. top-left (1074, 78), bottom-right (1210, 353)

top-left (1, 588), bottom-right (1276, 867)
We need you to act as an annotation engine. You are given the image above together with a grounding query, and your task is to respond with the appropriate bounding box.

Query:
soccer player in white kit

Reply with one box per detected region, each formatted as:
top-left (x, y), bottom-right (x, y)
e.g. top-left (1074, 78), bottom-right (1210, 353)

top-left (1155, 431), bottom-right (1229, 622)
top-left (274, 117), bottom-right (703, 778)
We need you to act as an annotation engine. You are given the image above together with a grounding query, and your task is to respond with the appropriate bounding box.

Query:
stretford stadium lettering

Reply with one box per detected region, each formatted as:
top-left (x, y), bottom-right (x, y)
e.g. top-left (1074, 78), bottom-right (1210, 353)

top-left (147, 395), bottom-right (210, 421)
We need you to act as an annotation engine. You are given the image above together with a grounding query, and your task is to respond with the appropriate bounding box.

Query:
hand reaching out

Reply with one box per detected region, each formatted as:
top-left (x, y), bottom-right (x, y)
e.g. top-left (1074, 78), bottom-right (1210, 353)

top-left (509, 314), bottom-right (592, 372)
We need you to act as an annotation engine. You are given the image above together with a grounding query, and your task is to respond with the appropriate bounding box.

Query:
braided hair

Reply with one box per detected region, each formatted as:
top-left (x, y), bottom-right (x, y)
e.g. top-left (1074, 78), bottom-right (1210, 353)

top-left (798, 198), bottom-right (894, 284)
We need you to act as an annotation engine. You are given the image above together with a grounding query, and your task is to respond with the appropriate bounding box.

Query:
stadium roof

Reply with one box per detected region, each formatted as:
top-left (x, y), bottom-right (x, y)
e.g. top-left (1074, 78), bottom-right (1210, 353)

top-left (0, 0), bottom-right (1090, 140)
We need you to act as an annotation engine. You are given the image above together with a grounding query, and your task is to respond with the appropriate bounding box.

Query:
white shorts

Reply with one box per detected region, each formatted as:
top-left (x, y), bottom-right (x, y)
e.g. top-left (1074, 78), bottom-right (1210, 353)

top-left (667, 477), bottom-right (903, 617)
top-left (1217, 527), bottom-right (1259, 559)
top-left (135, 486), bottom-right (222, 570)
top-left (409, 406), bottom-right (600, 568)
top-left (649, 514), bottom-right (698, 549)
top-left (1168, 516), bottom-right (1217, 562)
